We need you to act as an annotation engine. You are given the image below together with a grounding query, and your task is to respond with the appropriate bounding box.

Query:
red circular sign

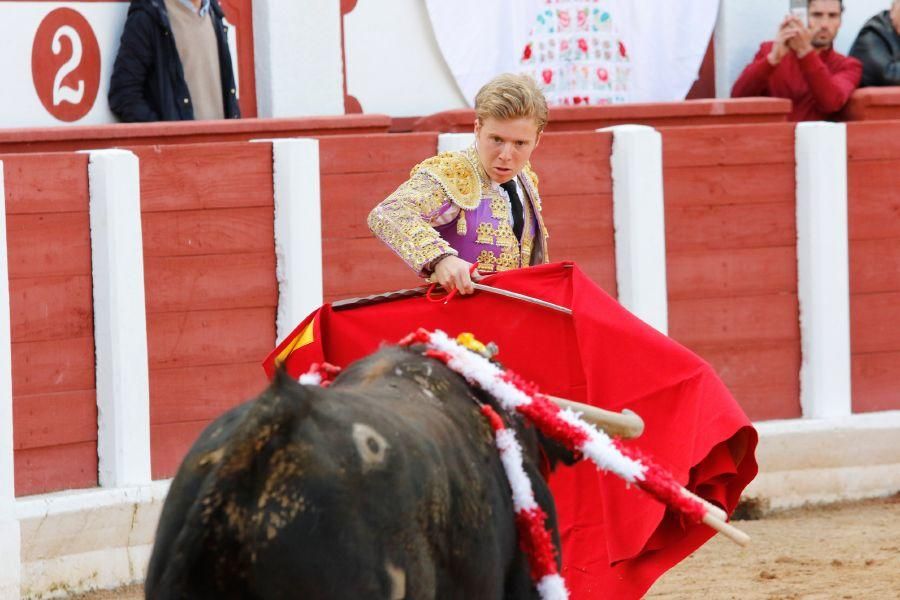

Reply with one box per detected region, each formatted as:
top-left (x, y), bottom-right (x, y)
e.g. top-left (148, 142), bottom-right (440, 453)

top-left (31, 8), bottom-right (101, 122)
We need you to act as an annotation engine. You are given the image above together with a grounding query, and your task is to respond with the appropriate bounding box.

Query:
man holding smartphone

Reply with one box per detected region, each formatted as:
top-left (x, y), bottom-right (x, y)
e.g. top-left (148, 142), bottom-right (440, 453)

top-left (731, 0), bottom-right (861, 121)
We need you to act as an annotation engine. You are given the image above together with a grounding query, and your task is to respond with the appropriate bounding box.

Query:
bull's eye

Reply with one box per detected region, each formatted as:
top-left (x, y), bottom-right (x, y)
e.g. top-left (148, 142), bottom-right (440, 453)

top-left (352, 423), bottom-right (389, 472)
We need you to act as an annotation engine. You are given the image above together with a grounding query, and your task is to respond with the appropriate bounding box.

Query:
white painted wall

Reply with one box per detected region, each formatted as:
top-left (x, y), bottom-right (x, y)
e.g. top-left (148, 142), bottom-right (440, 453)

top-left (715, 0), bottom-right (888, 97)
top-left (0, 2), bottom-right (128, 128)
top-left (253, 0), bottom-right (344, 117)
top-left (344, 0), bottom-right (467, 117)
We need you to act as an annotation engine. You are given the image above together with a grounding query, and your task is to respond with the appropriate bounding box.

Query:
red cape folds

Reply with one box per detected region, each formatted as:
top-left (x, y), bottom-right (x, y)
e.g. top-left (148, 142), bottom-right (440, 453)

top-left (263, 262), bottom-right (758, 599)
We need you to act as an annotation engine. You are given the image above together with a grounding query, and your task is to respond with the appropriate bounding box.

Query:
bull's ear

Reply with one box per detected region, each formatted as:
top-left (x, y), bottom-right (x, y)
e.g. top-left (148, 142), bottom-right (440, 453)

top-left (272, 366), bottom-right (297, 390)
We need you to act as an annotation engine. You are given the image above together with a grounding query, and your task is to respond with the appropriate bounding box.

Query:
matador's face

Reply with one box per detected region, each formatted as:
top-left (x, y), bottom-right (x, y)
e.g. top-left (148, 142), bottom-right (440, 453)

top-left (474, 117), bottom-right (541, 184)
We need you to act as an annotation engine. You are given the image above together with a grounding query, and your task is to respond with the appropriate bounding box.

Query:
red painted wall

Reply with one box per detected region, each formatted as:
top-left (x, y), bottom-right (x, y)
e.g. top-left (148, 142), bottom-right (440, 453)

top-left (661, 123), bottom-right (802, 421)
top-left (530, 131), bottom-right (616, 294)
top-left (319, 133), bottom-right (438, 301)
top-left (132, 142), bottom-right (277, 479)
top-left (847, 121), bottom-right (900, 413)
top-left (3, 153), bottom-right (98, 496)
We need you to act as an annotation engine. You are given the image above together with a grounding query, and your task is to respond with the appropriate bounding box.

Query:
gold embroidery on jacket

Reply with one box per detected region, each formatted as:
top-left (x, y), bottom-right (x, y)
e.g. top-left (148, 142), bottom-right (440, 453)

top-left (476, 222), bottom-right (495, 245)
top-left (495, 223), bottom-right (517, 250)
top-left (413, 152), bottom-right (482, 210)
top-left (490, 194), bottom-right (508, 220)
top-left (457, 211), bottom-right (467, 235)
top-left (497, 251), bottom-right (518, 271)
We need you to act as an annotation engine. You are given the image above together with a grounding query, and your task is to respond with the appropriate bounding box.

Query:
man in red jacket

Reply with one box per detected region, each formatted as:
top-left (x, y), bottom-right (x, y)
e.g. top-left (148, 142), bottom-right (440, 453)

top-left (731, 0), bottom-right (861, 121)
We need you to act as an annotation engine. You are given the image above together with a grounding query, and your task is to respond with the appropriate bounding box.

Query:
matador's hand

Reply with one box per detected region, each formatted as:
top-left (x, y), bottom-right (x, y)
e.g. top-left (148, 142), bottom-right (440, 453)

top-left (432, 255), bottom-right (482, 295)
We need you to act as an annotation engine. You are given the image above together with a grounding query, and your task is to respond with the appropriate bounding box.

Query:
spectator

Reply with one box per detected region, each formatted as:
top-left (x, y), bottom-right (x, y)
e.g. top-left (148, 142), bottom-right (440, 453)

top-left (849, 1), bottom-right (900, 87)
top-left (109, 0), bottom-right (240, 122)
top-left (731, 0), bottom-right (861, 121)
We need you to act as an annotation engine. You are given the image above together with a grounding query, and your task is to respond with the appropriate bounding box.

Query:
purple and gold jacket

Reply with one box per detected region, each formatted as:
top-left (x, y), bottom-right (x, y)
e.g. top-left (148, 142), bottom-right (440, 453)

top-left (367, 146), bottom-right (549, 275)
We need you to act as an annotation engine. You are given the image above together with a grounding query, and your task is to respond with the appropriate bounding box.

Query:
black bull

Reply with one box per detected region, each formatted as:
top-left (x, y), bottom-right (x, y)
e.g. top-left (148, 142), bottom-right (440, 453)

top-left (146, 345), bottom-right (575, 599)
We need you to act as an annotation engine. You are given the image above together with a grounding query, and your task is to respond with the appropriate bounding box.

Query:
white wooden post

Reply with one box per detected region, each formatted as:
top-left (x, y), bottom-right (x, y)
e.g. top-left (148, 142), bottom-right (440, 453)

top-left (267, 139), bottom-right (323, 345)
top-left (0, 161), bottom-right (22, 599)
top-left (601, 125), bottom-right (669, 334)
top-left (86, 150), bottom-right (152, 487)
top-left (795, 122), bottom-right (852, 419)
top-left (438, 133), bottom-right (475, 153)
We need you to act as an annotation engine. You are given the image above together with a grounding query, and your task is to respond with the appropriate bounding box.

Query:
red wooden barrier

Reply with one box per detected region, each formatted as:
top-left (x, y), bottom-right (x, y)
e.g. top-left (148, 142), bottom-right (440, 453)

top-left (132, 142), bottom-right (277, 479)
top-left (2, 153), bottom-right (98, 496)
top-left (847, 121), bottom-right (900, 413)
top-left (661, 123), bottom-right (801, 421)
top-left (841, 87), bottom-right (900, 122)
top-left (319, 133), bottom-right (439, 302)
top-left (529, 131), bottom-right (616, 294)
top-left (0, 115), bottom-right (392, 155)
top-left (409, 98), bottom-right (791, 133)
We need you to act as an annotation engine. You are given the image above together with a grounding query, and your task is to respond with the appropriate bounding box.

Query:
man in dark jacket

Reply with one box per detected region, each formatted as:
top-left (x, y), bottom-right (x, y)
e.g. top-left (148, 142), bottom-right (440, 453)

top-left (849, 1), bottom-right (900, 87)
top-left (109, 0), bottom-right (240, 122)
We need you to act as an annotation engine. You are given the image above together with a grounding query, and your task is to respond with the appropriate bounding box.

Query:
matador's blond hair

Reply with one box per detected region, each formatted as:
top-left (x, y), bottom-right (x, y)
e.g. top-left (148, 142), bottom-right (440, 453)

top-left (474, 73), bottom-right (549, 134)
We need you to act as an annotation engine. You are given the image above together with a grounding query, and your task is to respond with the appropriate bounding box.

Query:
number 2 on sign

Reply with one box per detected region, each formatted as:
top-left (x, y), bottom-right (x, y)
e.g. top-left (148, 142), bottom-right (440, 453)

top-left (51, 25), bottom-right (84, 106)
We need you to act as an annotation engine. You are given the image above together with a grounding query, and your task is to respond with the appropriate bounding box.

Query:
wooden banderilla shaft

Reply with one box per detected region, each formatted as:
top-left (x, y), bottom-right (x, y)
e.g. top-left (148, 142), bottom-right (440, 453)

top-left (545, 395), bottom-right (645, 439)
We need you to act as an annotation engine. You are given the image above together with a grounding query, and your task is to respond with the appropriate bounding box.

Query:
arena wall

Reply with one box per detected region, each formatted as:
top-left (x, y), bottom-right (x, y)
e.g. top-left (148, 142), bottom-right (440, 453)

top-left (0, 120), bottom-right (899, 597)
top-left (133, 142), bottom-right (279, 479)
top-left (661, 123), bottom-right (801, 421)
top-left (846, 121), bottom-right (900, 414)
top-left (4, 153), bottom-right (98, 497)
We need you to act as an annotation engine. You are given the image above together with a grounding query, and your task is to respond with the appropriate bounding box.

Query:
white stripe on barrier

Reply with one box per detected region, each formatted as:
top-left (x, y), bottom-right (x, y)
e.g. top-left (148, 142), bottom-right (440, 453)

top-left (266, 139), bottom-right (323, 345)
top-left (85, 149), bottom-right (152, 487)
top-left (795, 122), bottom-right (852, 419)
top-left (0, 160), bottom-right (22, 599)
top-left (601, 125), bottom-right (669, 334)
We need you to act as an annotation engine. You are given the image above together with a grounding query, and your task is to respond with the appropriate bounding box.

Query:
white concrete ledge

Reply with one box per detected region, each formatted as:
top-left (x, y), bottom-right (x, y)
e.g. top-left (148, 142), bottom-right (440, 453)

top-left (601, 125), bottom-right (668, 334)
top-left (745, 412), bottom-right (900, 511)
top-left (86, 150), bottom-right (152, 488)
top-left (16, 481), bottom-right (169, 599)
top-left (795, 122), bottom-right (852, 419)
top-left (0, 161), bottom-right (22, 600)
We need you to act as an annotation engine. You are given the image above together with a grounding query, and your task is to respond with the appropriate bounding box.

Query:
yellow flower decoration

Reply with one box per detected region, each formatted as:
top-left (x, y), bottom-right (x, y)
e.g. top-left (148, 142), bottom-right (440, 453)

top-left (456, 332), bottom-right (487, 355)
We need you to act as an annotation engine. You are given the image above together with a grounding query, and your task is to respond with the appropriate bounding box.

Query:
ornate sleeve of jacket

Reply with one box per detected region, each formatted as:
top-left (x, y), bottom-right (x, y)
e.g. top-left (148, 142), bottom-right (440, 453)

top-left (368, 151), bottom-right (485, 275)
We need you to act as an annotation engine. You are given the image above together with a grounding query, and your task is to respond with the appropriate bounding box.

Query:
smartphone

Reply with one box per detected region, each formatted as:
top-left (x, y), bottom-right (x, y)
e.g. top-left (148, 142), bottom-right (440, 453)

top-left (790, 0), bottom-right (807, 23)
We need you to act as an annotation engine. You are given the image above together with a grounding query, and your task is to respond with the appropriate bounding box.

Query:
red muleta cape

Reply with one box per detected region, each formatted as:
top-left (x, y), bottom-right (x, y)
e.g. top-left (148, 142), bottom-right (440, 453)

top-left (263, 262), bottom-right (758, 599)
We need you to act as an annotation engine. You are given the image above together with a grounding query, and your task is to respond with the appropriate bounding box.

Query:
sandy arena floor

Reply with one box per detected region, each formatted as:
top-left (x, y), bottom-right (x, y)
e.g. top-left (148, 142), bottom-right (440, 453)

top-left (71, 495), bottom-right (900, 600)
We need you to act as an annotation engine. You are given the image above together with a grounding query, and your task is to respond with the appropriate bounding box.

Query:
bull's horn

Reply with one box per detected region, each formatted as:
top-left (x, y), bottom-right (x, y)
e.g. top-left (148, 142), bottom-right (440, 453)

top-left (546, 396), bottom-right (645, 439)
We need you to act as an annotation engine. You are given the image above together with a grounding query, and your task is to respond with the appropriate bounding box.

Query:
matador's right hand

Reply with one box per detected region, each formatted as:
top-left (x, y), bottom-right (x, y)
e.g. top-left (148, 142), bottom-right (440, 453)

top-left (432, 255), bottom-right (482, 295)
